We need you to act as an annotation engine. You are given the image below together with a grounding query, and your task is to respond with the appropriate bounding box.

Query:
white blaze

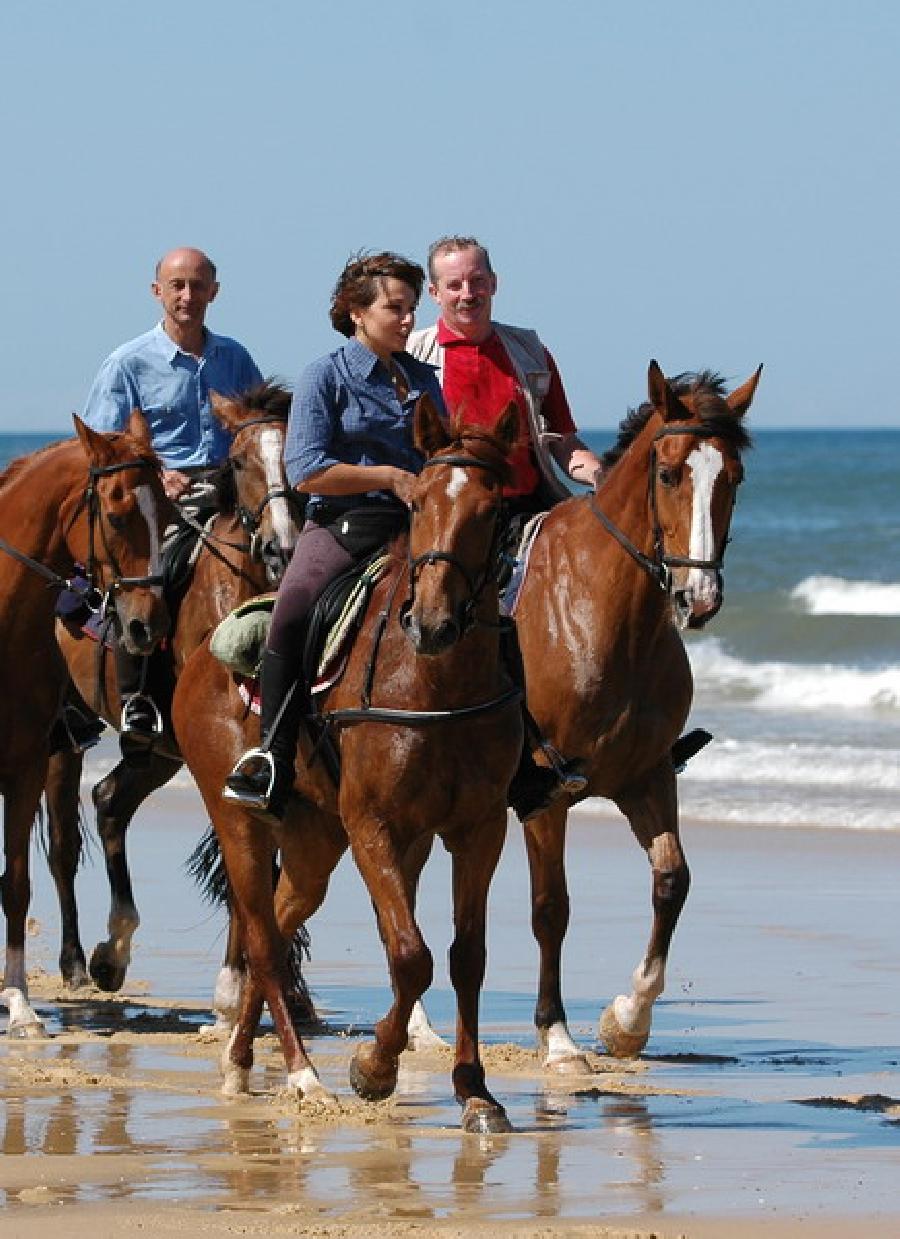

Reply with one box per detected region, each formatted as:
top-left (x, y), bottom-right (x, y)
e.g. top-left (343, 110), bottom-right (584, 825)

top-left (134, 483), bottom-right (163, 596)
top-left (260, 428), bottom-right (296, 552)
top-left (685, 442), bottom-right (724, 604)
top-left (445, 466), bottom-right (467, 501)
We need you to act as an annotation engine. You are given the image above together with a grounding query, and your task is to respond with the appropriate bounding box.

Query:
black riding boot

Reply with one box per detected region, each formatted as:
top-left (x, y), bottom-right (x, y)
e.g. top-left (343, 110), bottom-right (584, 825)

top-left (116, 645), bottom-right (163, 765)
top-left (223, 647), bottom-right (306, 824)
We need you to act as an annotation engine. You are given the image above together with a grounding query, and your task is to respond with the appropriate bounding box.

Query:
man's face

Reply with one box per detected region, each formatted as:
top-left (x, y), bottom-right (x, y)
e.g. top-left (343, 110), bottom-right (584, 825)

top-left (152, 249), bottom-right (219, 333)
top-left (429, 246), bottom-right (497, 342)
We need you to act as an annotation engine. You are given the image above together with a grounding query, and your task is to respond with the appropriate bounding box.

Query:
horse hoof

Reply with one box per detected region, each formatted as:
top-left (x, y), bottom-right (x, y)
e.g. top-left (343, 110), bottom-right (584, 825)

top-left (546, 1053), bottom-right (593, 1076)
top-left (599, 1004), bottom-right (648, 1059)
top-left (221, 1063), bottom-right (251, 1096)
top-left (349, 1044), bottom-right (397, 1101)
top-left (62, 963), bottom-right (91, 990)
top-left (9, 1018), bottom-right (49, 1040)
top-left (462, 1098), bottom-right (513, 1135)
top-left (89, 945), bottom-right (127, 993)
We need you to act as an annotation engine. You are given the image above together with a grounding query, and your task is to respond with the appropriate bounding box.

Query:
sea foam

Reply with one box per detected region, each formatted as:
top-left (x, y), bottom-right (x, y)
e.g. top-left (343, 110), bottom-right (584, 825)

top-left (688, 638), bottom-right (900, 713)
top-left (790, 575), bottom-right (900, 617)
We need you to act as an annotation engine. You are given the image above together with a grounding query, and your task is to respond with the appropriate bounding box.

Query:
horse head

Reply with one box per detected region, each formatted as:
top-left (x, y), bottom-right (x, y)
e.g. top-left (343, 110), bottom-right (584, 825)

top-left (401, 395), bottom-right (518, 656)
top-left (646, 360), bottom-right (760, 629)
top-left (211, 383), bottom-right (301, 585)
top-left (71, 411), bottom-right (171, 654)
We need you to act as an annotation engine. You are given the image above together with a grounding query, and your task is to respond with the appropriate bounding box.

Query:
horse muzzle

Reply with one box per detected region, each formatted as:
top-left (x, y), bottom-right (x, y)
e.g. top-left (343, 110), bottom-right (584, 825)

top-left (116, 593), bottom-right (171, 655)
top-left (400, 605), bottom-right (463, 657)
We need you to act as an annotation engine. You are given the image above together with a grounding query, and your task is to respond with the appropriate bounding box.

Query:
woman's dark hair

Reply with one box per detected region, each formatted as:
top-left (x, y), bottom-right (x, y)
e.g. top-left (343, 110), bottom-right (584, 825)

top-left (330, 251), bottom-right (425, 337)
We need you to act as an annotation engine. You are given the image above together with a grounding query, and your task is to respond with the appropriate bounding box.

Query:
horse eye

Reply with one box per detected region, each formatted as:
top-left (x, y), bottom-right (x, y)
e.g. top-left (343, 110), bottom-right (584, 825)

top-left (107, 512), bottom-right (126, 531)
top-left (657, 466), bottom-right (679, 488)
top-left (231, 457), bottom-right (245, 471)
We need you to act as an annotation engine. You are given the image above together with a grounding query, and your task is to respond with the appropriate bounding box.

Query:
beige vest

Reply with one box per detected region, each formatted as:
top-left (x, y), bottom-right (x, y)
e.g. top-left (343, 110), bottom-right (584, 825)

top-left (407, 322), bottom-right (572, 502)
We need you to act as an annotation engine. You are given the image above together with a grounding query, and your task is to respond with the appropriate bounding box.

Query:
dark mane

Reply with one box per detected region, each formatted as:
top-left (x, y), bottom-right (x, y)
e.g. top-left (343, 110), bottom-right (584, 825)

top-left (239, 379), bottom-right (293, 419)
top-left (601, 370), bottom-right (752, 469)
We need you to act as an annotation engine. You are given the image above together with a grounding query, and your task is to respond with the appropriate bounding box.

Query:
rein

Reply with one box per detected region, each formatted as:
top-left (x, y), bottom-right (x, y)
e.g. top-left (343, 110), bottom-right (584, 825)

top-left (588, 423), bottom-right (738, 593)
top-left (0, 454), bottom-right (163, 613)
top-left (320, 444), bottom-right (520, 731)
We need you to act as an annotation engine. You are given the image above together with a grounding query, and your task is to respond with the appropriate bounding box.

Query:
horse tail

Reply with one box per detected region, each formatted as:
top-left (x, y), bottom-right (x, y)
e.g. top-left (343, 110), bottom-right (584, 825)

top-left (185, 824), bottom-right (229, 906)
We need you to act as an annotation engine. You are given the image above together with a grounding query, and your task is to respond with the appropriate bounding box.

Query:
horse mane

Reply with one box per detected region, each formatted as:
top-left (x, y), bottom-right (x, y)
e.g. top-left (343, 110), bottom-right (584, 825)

top-left (601, 371), bottom-right (753, 470)
top-left (0, 437), bottom-right (69, 489)
top-left (239, 379), bottom-right (293, 419)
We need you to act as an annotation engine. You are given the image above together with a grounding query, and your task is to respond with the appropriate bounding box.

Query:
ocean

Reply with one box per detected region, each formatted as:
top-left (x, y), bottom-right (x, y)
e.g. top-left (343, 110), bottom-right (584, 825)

top-left (3, 428), bottom-right (899, 835)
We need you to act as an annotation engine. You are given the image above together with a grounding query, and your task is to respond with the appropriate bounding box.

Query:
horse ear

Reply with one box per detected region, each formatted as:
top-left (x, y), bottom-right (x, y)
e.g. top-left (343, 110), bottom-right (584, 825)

top-left (127, 409), bottom-right (153, 452)
top-left (414, 393), bottom-right (451, 457)
top-left (726, 364), bottom-right (763, 417)
top-left (648, 359), bottom-right (689, 423)
top-left (72, 413), bottom-right (115, 467)
top-left (493, 401), bottom-right (520, 455)
top-left (209, 390), bottom-right (235, 431)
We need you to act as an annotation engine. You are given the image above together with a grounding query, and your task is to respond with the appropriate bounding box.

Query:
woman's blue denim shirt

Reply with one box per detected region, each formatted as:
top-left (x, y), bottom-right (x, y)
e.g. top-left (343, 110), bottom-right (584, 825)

top-left (283, 336), bottom-right (446, 513)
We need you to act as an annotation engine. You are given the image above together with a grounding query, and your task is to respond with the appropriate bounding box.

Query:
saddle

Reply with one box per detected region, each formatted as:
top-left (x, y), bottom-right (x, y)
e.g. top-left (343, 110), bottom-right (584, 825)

top-left (210, 551), bottom-right (392, 698)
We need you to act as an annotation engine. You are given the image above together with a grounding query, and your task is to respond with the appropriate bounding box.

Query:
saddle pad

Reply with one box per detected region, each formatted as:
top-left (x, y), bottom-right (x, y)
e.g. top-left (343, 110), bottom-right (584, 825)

top-left (210, 555), bottom-right (391, 689)
top-left (501, 511), bottom-right (547, 617)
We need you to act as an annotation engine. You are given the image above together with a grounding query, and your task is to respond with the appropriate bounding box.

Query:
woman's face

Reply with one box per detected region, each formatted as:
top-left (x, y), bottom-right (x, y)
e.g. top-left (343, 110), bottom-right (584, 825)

top-left (352, 277), bottom-right (417, 360)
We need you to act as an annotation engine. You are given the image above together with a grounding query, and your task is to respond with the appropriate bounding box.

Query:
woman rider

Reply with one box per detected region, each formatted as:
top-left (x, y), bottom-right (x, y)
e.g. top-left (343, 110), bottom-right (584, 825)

top-left (223, 252), bottom-right (446, 821)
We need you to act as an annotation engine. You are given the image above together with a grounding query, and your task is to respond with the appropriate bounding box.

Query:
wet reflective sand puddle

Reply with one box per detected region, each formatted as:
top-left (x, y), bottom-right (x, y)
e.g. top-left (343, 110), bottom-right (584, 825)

top-left (2, 989), bottom-right (899, 1222)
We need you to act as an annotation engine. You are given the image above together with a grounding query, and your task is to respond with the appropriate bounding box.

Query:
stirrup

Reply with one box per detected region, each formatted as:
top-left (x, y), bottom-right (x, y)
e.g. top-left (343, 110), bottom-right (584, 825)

top-left (120, 693), bottom-right (164, 743)
top-left (222, 748), bottom-right (276, 809)
top-left (538, 742), bottom-right (588, 794)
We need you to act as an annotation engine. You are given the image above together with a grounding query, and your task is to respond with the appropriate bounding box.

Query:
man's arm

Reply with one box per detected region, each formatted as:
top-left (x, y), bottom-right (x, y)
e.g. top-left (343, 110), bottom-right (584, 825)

top-left (550, 433), bottom-right (606, 487)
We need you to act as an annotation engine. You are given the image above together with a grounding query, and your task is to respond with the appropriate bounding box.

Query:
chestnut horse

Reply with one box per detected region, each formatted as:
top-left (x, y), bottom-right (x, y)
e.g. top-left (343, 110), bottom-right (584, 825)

top-left (0, 415), bottom-right (170, 1035)
top-left (49, 382), bottom-right (301, 993)
top-left (514, 360), bottom-right (760, 1070)
top-left (172, 400), bottom-right (523, 1132)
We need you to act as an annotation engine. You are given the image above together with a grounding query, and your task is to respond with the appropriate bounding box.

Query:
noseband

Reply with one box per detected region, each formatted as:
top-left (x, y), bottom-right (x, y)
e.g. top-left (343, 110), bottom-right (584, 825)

top-left (402, 450), bottom-right (507, 636)
top-left (590, 423), bottom-right (741, 594)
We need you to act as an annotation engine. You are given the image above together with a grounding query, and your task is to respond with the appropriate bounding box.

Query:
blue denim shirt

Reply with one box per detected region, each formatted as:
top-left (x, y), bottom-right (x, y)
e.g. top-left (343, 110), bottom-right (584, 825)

top-left (82, 323), bottom-right (263, 468)
top-left (284, 337), bottom-right (446, 512)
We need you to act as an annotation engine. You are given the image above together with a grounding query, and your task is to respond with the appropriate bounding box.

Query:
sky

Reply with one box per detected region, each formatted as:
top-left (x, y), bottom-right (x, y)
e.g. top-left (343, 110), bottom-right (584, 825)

top-left (1, 0), bottom-right (897, 431)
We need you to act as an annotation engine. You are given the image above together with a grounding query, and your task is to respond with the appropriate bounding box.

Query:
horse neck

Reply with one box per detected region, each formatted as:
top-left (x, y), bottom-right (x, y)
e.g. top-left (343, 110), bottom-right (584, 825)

top-left (0, 442), bottom-right (85, 572)
top-left (542, 437), bottom-right (670, 642)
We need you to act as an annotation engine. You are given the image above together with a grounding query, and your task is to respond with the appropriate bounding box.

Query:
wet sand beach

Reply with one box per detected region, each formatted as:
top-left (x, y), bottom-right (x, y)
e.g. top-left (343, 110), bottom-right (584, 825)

top-left (2, 762), bottom-right (899, 1237)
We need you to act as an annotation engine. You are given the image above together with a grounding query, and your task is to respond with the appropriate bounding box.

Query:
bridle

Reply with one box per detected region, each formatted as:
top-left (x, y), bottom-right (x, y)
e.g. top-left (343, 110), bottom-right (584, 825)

top-left (589, 422), bottom-right (742, 597)
top-left (400, 447), bottom-right (509, 638)
top-left (0, 454), bottom-right (165, 616)
top-left (229, 415), bottom-right (304, 564)
top-left (83, 457), bottom-right (166, 597)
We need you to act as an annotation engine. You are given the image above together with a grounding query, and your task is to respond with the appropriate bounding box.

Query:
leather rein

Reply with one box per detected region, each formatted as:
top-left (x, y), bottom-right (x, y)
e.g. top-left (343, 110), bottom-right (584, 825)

top-left (589, 422), bottom-right (741, 593)
top-left (323, 447), bottom-right (521, 729)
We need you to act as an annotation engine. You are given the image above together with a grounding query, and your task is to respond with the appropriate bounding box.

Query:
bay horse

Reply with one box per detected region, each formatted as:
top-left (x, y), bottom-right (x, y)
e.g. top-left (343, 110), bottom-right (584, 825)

top-left (172, 399), bottom-right (524, 1133)
top-left (0, 414), bottom-right (170, 1036)
top-left (49, 382), bottom-right (301, 994)
top-left (514, 360), bottom-right (760, 1070)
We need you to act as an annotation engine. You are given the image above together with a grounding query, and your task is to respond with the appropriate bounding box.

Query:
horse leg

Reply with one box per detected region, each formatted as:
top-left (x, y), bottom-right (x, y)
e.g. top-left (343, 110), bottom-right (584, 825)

top-left (399, 833), bottom-right (448, 1051)
top-left (522, 801), bottom-right (592, 1073)
top-left (217, 815), bottom-right (331, 1101)
top-left (447, 816), bottom-right (512, 1134)
top-left (44, 748), bottom-right (90, 988)
top-left (1, 769), bottom-right (49, 1037)
top-left (346, 825), bottom-right (434, 1103)
top-left (600, 771), bottom-right (690, 1058)
top-left (89, 752), bottom-right (182, 991)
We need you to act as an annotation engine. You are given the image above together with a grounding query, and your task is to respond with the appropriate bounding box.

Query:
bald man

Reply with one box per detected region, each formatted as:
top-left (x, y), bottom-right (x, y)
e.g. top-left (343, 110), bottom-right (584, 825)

top-left (81, 247), bottom-right (262, 753)
top-left (83, 247), bottom-right (262, 500)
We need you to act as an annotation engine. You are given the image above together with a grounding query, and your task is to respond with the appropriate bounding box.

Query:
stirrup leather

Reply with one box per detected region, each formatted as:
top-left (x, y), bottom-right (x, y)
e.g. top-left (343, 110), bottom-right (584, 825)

top-left (223, 748), bottom-right (277, 809)
top-left (120, 693), bottom-right (164, 740)
top-left (538, 741), bottom-right (588, 794)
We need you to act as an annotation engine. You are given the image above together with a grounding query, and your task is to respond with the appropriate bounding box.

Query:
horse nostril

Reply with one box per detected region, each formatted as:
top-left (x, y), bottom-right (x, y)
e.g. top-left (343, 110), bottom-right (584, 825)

top-left (126, 619), bottom-right (152, 652)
